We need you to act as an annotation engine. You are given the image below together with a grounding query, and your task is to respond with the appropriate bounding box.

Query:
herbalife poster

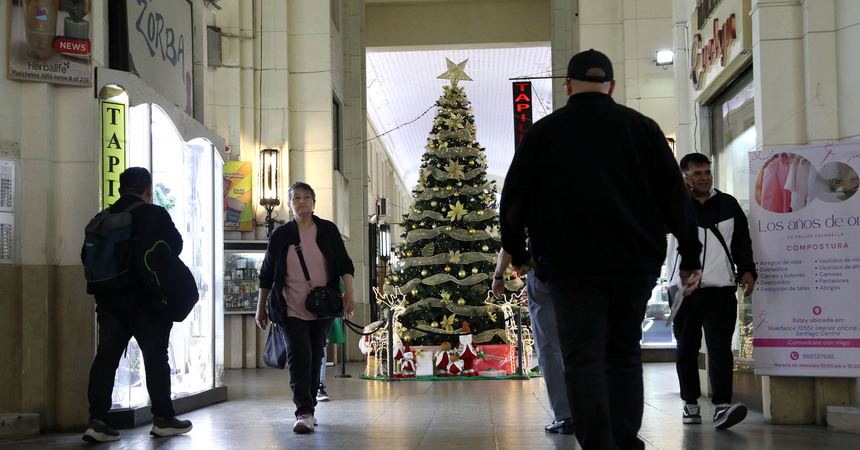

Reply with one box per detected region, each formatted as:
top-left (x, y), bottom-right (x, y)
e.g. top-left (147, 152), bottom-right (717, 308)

top-left (8, 0), bottom-right (92, 86)
top-left (750, 141), bottom-right (860, 377)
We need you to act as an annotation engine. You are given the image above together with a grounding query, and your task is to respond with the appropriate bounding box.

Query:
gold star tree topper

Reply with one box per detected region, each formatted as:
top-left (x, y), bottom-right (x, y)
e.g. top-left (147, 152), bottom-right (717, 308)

top-left (437, 58), bottom-right (473, 87)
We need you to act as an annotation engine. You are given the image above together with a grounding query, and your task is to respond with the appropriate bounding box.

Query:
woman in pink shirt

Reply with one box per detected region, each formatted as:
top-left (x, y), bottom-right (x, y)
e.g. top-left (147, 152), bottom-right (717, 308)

top-left (255, 182), bottom-right (355, 433)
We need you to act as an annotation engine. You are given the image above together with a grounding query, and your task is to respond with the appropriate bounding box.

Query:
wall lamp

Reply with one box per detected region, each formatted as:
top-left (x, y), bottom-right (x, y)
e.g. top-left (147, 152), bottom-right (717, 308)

top-left (655, 50), bottom-right (674, 67)
top-left (259, 148), bottom-right (280, 236)
top-left (378, 224), bottom-right (391, 261)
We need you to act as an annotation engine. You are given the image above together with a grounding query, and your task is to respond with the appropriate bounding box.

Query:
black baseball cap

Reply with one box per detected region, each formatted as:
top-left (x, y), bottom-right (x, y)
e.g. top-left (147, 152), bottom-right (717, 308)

top-left (567, 49), bottom-right (614, 83)
top-left (119, 167), bottom-right (152, 193)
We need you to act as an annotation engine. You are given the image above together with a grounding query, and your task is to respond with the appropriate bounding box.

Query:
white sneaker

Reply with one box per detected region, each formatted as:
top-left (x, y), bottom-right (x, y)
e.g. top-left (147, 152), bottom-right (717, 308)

top-left (293, 414), bottom-right (315, 433)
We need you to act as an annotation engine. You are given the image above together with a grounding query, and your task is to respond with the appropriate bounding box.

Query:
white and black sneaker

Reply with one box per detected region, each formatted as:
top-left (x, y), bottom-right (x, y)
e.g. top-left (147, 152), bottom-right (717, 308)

top-left (682, 404), bottom-right (702, 424)
top-left (150, 416), bottom-right (193, 437)
top-left (714, 403), bottom-right (747, 430)
top-left (316, 384), bottom-right (330, 402)
top-left (82, 419), bottom-right (120, 442)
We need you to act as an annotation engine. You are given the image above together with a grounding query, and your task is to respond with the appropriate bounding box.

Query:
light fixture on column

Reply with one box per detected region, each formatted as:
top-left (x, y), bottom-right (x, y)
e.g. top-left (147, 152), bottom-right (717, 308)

top-left (259, 148), bottom-right (280, 236)
top-left (655, 50), bottom-right (674, 67)
top-left (378, 224), bottom-right (391, 261)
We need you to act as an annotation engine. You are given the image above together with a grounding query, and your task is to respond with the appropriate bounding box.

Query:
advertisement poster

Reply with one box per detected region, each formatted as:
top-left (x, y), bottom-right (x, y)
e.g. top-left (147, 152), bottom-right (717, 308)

top-left (223, 161), bottom-right (253, 232)
top-left (8, 0), bottom-right (92, 86)
top-left (750, 142), bottom-right (860, 377)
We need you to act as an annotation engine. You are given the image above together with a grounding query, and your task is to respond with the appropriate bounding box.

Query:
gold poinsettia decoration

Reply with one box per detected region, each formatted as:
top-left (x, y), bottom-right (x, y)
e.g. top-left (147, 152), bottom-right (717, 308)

top-left (488, 311), bottom-right (498, 322)
top-left (440, 290), bottom-right (452, 303)
top-left (484, 225), bottom-right (500, 238)
top-left (445, 159), bottom-right (465, 179)
top-left (448, 250), bottom-right (462, 264)
top-left (441, 313), bottom-right (457, 331)
top-left (447, 201), bottom-right (468, 221)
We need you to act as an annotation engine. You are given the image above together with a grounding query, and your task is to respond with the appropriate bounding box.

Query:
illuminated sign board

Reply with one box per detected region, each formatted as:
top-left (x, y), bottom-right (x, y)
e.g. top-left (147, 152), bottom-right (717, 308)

top-left (513, 81), bottom-right (532, 147)
top-left (101, 100), bottom-right (126, 209)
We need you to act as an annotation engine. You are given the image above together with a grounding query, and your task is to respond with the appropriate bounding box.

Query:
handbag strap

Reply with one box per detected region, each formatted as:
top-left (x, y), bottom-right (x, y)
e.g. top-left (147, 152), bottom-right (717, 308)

top-left (293, 224), bottom-right (314, 288)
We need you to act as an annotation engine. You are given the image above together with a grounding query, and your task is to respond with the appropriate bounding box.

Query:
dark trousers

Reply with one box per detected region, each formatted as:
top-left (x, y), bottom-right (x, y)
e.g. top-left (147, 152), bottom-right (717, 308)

top-left (88, 298), bottom-right (175, 423)
top-left (283, 316), bottom-right (334, 417)
top-left (547, 273), bottom-right (656, 450)
top-left (673, 286), bottom-right (737, 405)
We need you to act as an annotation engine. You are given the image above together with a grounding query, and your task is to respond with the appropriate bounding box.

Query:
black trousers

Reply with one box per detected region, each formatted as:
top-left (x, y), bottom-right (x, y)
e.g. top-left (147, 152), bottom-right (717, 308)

top-left (673, 286), bottom-right (738, 405)
top-left (88, 297), bottom-right (175, 423)
top-left (547, 272), bottom-right (656, 450)
top-left (283, 316), bottom-right (334, 417)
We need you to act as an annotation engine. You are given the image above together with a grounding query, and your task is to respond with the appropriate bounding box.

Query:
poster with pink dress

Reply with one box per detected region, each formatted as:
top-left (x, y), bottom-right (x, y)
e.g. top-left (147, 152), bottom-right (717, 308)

top-left (750, 142), bottom-right (860, 376)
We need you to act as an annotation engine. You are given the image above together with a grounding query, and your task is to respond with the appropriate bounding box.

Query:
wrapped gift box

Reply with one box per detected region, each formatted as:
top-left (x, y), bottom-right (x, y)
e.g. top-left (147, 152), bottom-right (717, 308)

top-left (411, 346), bottom-right (436, 377)
top-left (471, 344), bottom-right (516, 375)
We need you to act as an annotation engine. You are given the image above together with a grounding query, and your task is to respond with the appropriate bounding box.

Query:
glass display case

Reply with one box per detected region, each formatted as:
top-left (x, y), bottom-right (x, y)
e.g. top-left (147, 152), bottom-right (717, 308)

top-left (224, 242), bottom-right (267, 313)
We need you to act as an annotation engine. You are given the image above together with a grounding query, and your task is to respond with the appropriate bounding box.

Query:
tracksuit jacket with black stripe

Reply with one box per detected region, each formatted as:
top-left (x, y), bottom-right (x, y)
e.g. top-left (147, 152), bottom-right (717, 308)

top-left (667, 188), bottom-right (758, 288)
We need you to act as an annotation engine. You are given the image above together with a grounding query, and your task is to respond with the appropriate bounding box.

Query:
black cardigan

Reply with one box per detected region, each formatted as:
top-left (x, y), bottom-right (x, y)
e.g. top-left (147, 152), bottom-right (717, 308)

top-left (258, 215), bottom-right (354, 317)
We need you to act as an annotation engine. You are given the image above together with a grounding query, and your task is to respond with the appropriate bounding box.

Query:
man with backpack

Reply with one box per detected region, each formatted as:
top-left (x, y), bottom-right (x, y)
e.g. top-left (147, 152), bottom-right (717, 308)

top-left (80, 167), bottom-right (193, 442)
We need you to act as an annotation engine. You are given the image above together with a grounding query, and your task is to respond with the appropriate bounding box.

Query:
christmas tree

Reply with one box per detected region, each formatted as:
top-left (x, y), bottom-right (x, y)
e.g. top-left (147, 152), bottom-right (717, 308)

top-left (386, 58), bottom-right (525, 346)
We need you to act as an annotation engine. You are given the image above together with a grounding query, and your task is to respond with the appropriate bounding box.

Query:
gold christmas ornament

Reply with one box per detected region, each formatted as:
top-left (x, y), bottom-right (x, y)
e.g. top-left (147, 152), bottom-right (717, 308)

top-left (420, 270), bottom-right (428, 277)
top-left (468, 160), bottom-right (475, 166)
top-left (477, 210), bottom-right (484, 216)
top-left (458, 269), bottom-right (467, 278)
top-left (468, 228), bottom-right (476, 234)
top-left (411, 289), bottom-right (418, 296)
top-left (431, 201), bottom-right (438, 207)
top-left (444, 266), bottom-right (451, 272)
top-left (445, 185), bottom-right (453, 191)
top-left (391, 275), bottom-right (400, 282)
top-left (457, 298), bottom-right (466, 305)
top-left (433, 187), bottom-right (439, 192)
top-left (453, 192), bottom-right (459, 197)
top-left (482, 245), bottom-right (489, 252)
top-left (420, 221), bottom-right (426, 226)
top-left (384, 279), bottom-right (391, 285)
top-left (445, 226), bottom-right (452, 232)
top-left (431, 321), bottom-right (440, 328)
top-left (471, 267), bottom-right (479, 274)
top-left (406, 251), bottom-right (413, 257)
top-left (411, 224), bottom-right (417, 229)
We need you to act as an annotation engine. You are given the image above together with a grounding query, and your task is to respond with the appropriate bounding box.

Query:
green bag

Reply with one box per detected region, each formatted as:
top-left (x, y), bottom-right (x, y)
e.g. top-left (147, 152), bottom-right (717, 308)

top-left (328, 317), bottom-right (345, 344)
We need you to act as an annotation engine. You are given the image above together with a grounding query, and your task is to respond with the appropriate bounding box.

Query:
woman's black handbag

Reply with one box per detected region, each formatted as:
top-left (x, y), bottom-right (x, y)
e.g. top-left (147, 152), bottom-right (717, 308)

top-left (295, 241), bottom-right (344, 318)
top-left (263, 323), bottom-right (287, 369)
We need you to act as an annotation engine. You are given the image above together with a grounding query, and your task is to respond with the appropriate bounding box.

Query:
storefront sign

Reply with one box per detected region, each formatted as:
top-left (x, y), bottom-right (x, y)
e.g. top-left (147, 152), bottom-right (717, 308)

top-left (126, 0), bottom-right (194, 115)
top-left (7, 0), bottom-right (93, 86)
top-left (750, 142), bottom-right (860, 377)
top-left (688, 0), bottom-right (751, 100)
top-left (512, 81), bottom-right (532, 147)
top-left (101, 100), bottom-right (127, 209)
top-left (223, 161), bottom-right (254, 232)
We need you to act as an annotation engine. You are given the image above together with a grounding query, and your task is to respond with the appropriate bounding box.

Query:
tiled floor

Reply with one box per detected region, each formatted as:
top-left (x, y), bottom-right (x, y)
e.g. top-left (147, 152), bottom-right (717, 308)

top-left (3, 362), bottom-right (857, 449)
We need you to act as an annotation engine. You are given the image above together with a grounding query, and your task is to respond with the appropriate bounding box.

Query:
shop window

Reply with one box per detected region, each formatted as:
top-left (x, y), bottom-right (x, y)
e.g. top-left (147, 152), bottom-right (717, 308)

top-left (709, 69), bottom-right (756, 366)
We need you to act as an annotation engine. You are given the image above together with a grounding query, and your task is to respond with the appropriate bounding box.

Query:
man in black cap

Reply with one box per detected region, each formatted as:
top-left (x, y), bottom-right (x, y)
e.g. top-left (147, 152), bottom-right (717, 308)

top-left (81, 167), bottom-right (192, 442)
top-left (500, 49), bottom-right (703, 449)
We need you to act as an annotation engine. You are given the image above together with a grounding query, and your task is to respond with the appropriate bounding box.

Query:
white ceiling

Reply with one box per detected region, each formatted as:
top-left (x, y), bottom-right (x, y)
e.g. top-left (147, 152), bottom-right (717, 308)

top-left (366, 46), bottom-right (554, 190)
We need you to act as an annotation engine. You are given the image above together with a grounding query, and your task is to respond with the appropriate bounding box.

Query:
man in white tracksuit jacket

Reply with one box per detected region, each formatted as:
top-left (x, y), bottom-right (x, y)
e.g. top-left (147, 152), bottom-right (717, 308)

top-left (667, 153), bottom-right (757, 431)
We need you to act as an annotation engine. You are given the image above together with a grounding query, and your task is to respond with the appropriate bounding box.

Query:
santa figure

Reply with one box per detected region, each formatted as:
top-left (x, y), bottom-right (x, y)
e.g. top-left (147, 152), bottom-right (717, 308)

top-left (456, 321), bottom-right (480, 377)
top-left (399, 339), bottom-right (416, 378)
top-left (391, 333), bottom-right (406, 378)
top-left (435, 342), bottom-right (454, 377)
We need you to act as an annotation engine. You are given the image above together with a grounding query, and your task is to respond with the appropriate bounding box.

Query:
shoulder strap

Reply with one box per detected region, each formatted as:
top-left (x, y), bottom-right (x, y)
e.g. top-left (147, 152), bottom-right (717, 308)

top-left (707, 224), bottom-right (736, 272)
top-left (293, 223), bottom-right (313, 287)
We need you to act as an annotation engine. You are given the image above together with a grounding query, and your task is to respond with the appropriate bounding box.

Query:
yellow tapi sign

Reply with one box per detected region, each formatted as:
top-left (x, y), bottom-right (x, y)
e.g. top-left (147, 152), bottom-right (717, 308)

top-left (101, 100), bottom-right (126, 209)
